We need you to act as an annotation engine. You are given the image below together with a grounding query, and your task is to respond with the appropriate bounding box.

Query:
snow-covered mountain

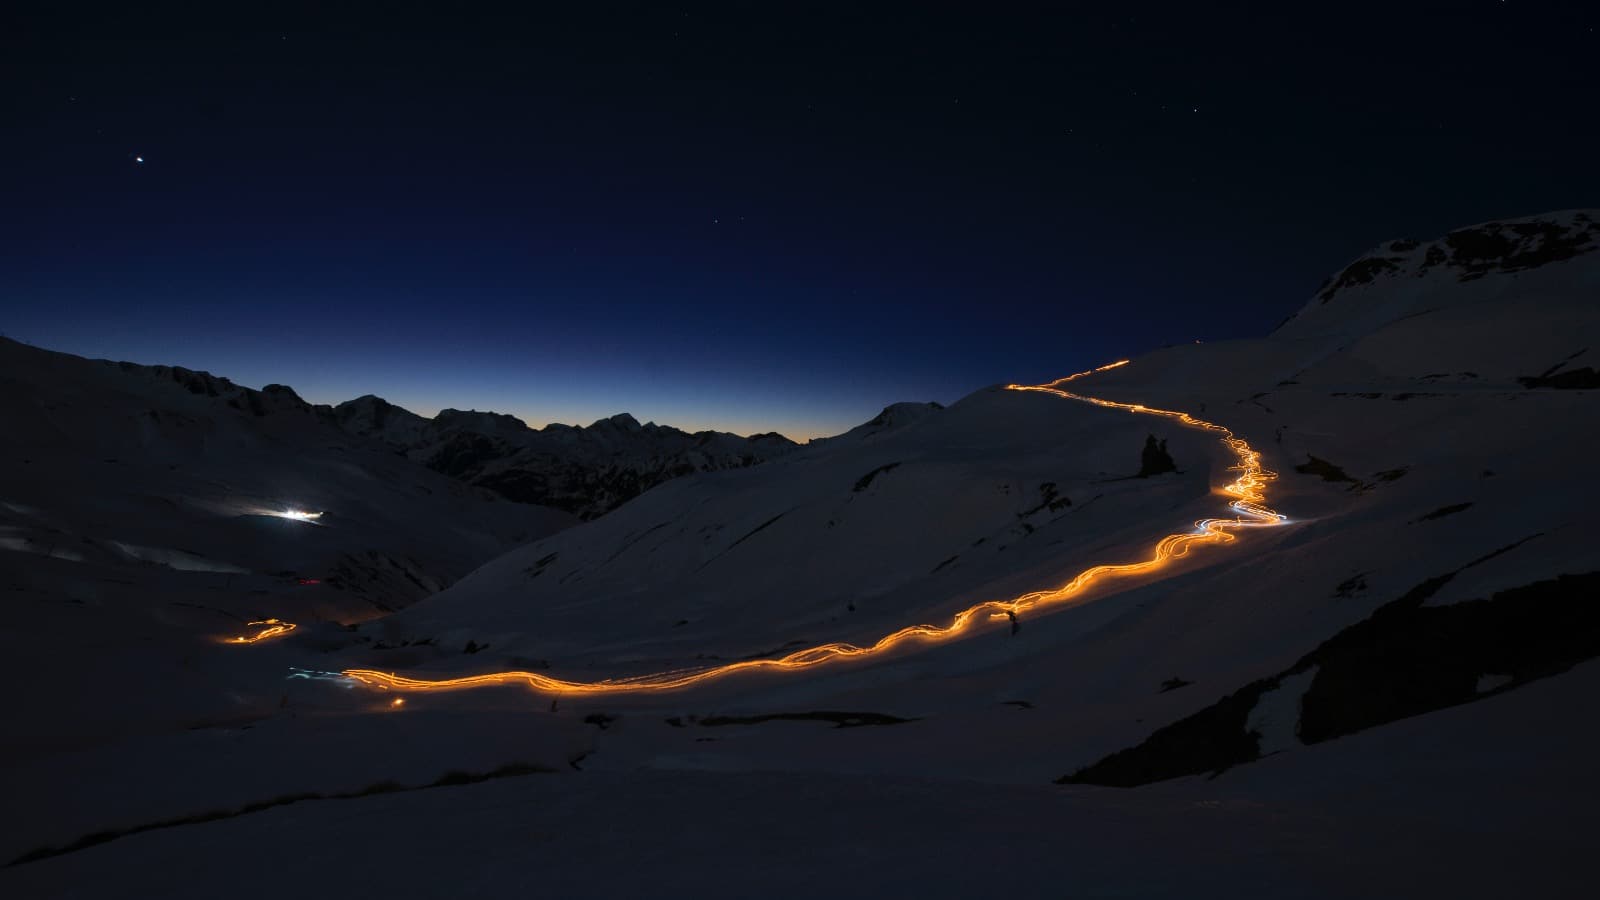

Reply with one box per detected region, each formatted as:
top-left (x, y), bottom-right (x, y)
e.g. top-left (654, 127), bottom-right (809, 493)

top-left (0, 338), bottom-right (576, 611)
top-left (0, 337), bottom-right (578, 772)
top-left (332, 394), bottom-right (801, 519)
top-left (4, 210), bottom-right (1598, 897)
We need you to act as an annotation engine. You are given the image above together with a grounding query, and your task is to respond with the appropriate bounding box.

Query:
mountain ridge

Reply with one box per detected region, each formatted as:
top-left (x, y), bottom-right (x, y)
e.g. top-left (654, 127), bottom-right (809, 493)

top-left (0, 336), bottom-right (946, 520)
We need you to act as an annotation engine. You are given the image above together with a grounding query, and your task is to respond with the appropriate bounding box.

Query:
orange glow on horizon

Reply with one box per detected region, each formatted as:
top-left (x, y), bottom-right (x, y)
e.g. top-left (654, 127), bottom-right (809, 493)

top-left (337, 360), bottom-right (1288, 699)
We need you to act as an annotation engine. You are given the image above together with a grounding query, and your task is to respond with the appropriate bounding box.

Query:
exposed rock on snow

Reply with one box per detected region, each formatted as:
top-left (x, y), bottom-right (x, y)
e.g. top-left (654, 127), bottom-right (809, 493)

top-left (1245, 666), bottom-right (1317, 756)
top-left (1277, 209), bottom-right (1600, 341)
top-left (1138, 434), bottom-right (1177, 477)
top-left (1063, 561), bottom-right (1600, 786)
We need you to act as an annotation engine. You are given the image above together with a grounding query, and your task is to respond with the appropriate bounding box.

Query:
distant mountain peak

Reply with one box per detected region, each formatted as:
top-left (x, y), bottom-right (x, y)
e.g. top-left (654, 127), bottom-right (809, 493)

top-left (593, 412), bottom-right (642, 431)
top-left (434, 408), bottom-right (531, 435)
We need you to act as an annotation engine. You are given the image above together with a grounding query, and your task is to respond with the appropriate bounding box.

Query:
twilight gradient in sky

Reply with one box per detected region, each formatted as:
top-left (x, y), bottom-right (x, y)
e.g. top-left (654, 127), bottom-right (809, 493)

top-left (6, 6), bottom-right (1597, 439)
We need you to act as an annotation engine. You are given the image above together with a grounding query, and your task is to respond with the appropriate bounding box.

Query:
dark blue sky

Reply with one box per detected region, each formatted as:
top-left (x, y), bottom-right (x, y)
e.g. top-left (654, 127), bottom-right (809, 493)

top-left (7, 4), bottom-right (1597, 438)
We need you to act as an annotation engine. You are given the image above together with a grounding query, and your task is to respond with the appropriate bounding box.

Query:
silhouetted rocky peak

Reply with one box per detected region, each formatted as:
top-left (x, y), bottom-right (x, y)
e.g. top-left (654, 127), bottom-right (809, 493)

top-left (434, 409), bottom-right (530, 437)
top-left (333, 394), bottom-right (423, 428)
top-left (109, 359), bottom-right (238, 401)
top-left (103, 356), bottom-right (314, 418)
top-left (232, 383), bottom-right (314, 417)
top-left (591, 412), bottom-right (643, 432)
top-left (333, 394), bottom-right (432, 446)
top-left (1315, 210), bottom-right (1598, 306)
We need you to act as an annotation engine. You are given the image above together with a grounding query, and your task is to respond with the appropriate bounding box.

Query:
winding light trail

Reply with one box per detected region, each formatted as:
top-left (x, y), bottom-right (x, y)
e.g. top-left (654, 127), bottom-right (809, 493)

top-left (336, 361), bottom-right (1286, 697)
top-left (227, 618), bottom-right (297, 644)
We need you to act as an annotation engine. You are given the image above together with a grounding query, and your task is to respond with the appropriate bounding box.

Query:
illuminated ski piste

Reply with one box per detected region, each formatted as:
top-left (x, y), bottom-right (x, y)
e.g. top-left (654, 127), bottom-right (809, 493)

top-left (339, 361), bottom-right (1287, 697)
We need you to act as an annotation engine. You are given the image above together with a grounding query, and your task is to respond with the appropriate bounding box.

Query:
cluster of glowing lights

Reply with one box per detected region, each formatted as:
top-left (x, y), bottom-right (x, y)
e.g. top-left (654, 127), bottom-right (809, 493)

top-left (276, 510), bottom-right (323, 522)
top-left (337, 359), bottom-right (1289, 699)
top-left (228, 618), bottom-right (297, 644)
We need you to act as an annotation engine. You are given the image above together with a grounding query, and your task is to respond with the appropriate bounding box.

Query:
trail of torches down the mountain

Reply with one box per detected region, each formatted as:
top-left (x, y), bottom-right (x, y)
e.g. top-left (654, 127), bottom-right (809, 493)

top-left (227, 618), bottom-right (297, 644)
top-left (332, 360), bottom-right (1286, 697)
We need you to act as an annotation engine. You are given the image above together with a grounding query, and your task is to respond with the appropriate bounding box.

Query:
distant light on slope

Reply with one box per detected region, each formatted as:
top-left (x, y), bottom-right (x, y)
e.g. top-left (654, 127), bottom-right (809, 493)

top-left (276, 510), bottom-right (323, 522)
top-left (227, 618), bottom-right (296, 644)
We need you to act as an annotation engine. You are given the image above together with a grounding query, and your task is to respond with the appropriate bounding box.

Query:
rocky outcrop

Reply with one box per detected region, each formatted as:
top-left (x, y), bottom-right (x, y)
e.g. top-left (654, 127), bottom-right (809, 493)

top-left (110, 359), bottom-right (319, 418)
top-left (1060, 549), bottom-right (1600, 787)
top-left (1278, 209), bottom-right (1600, 338)
top-left (1313, 211), bottom-right (1599, 308)
top-left (1138, 435), bottom-right (1177, 477)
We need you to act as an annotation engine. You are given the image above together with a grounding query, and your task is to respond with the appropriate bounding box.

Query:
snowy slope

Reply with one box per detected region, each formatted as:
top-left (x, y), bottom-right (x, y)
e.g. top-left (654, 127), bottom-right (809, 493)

top-left (0, 338), bottom-right (574, 769)
top-left (4, 210), bottom-right (1598, 893)
top-left (368, 386), bottom-right (1216, 671)
top-left (9, 659), bottom-right (1598, 899)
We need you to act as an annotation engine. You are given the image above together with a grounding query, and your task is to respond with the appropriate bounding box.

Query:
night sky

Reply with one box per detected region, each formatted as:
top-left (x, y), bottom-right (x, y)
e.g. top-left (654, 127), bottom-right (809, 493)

top-left (7, 5), bottom-right (1596, 439)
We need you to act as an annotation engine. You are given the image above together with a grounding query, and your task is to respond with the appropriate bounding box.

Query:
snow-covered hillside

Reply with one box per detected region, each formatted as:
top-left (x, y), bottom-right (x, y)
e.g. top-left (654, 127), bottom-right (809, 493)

top-left (3, 210), bottom-right (1597, 897)
top-left (333, 394), bottom-right (800, 519)
top-left (0, 338), bottom-right (574, 767)
top-left (0, 338), bottom-right (575, 611)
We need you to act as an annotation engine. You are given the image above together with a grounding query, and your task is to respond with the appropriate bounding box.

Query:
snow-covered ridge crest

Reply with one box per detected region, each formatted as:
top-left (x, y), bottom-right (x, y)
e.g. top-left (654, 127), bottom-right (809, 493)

top-left (809, 400), bottom-right (946, 449)
top-left (1276, 209), bottom-right (1600, 339)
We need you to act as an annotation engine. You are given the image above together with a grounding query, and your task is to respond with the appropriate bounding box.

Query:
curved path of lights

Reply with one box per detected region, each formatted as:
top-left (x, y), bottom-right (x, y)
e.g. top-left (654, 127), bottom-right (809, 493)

top-left (227, 618), bottom-right (297, 644)
top-left (274, 362), bottom-right (1286, 696)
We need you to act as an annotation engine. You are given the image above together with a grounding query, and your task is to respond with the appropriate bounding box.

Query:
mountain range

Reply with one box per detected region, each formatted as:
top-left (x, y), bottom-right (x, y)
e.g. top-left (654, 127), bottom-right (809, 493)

top-left (332, 394), bottom-right (801, 519)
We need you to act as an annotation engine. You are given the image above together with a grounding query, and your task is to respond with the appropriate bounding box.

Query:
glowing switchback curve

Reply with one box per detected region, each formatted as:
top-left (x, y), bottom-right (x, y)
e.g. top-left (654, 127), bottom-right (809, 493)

top-left (337, 362), bottom-right (1286, 697)
top-left (228, 618), bottom-right (297, 644)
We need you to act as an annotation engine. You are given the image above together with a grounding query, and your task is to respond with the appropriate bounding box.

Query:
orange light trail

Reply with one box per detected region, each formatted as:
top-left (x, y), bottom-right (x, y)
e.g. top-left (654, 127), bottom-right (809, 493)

top-left (338, 361), bottom-right (1287, 698)
top-left (227, 618), bottom-right (297, 644)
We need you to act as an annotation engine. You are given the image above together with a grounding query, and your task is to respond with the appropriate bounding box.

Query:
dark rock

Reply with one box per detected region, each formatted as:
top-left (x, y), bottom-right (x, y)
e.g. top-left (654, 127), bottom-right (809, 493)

top-left (1061, 549), bottom-right (1593, 788)
top-left (1518, 367), bottom-right (1600, 389)
top-left (1415, 502), bottom-right (1473, 522)
top-left (1294, 455), bottom-right (1355, 483)
top-left (1138, 436), bottom-right (1177, 477)
top-left (852, 462), bottom-right (902, 492)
